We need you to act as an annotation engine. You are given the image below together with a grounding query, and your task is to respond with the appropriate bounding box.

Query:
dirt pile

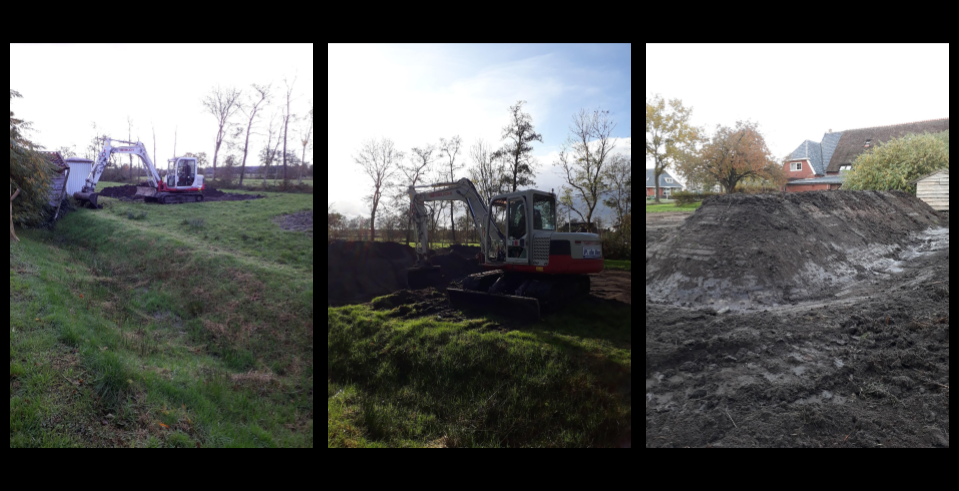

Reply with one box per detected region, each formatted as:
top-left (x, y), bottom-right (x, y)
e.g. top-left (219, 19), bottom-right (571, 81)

top-left (327, 242), bottom-right (484, 306)
top-left (98, 185), bottom-right (265, 202)
top-left (328, 241), bottom-right (417, 306)
top-left (646, 237), bottom-right (950, 448)
top-left (646, 191), bottom-right (946, 309)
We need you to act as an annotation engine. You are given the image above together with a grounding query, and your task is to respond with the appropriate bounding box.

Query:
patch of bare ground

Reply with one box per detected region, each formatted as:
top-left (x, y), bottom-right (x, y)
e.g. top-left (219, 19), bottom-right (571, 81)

top-left (274, 211), bottom-right (313, 237)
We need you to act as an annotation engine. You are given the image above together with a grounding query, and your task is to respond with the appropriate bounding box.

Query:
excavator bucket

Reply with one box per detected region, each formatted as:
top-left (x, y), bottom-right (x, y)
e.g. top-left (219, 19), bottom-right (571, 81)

top-left (135, 186), bottom-right (158, 198)
top-left (73, 192), bottom-right (99, 209)
top-left (408, 266), bottom-right (443, 290)
top-left (447, 288), bottom-right (541, 322)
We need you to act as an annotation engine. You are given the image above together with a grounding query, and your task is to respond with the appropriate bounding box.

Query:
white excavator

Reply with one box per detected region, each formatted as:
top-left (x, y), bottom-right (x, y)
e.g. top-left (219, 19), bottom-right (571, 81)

top-left (74, 138), bottom-right (205, 208)
top-left (408, 178), bottom-right (604, 320)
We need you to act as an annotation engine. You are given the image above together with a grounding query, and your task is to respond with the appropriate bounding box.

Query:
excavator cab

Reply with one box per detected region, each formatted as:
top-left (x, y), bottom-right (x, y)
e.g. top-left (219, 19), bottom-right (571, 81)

top-left (167, 158), bottom-right (198, 188)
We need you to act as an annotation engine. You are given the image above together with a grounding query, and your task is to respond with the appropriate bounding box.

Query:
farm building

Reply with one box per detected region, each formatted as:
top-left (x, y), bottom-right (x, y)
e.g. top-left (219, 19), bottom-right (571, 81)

top-left (645, 169), bottom-right (683, 198)
top-left (782, 118), bottom-right (950, 193)
top-left (912, 170), bottom-right (949, 211)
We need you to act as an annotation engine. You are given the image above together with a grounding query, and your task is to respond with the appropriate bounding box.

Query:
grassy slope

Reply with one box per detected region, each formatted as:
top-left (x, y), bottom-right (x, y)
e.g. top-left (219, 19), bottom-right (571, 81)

top-left (10, 187), bottom-right (314, 448)
top-left (328, 294), bottom-right (632, 448)
top-left (645, 202), bottom-right (702, 213)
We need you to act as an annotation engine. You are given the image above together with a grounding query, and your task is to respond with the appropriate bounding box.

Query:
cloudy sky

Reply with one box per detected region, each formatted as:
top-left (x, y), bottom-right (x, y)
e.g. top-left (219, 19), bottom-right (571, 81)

top-left (328, 44), bottom-right (632, 220)
top-left (10, 44), bottom-right (313, 170)
top-left (646, 44), bottom-right (950, 184)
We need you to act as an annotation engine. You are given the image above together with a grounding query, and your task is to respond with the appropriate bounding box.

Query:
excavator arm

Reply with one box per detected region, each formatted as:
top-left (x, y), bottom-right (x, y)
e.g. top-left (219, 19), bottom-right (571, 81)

top-left (76, 138), bottom-right (163, 207)
top-left (408, 178), bottom-right (506, 262)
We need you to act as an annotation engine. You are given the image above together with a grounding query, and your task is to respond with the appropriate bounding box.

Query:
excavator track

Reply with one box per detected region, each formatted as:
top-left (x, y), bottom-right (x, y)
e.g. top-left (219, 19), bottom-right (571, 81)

top-left (447, 270), bottom-right (591, 322)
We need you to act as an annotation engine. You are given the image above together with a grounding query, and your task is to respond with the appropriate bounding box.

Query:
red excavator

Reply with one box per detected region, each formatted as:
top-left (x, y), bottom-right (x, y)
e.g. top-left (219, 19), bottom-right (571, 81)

top-left (407, 178), bottom-right (603, 320)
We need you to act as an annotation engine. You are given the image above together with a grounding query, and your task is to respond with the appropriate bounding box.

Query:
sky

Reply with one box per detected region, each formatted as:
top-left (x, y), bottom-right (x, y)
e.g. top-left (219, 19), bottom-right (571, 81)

top-left (328, 44), bottom-right (632, 220)
top-left (10, 44), bottom-right (313, 171)
top-left (646, 44), bottom-right (950, 185)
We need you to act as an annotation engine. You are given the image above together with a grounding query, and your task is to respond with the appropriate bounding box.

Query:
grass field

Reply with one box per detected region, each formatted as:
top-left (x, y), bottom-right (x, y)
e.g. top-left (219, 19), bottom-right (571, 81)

top-left (645, 202), bottom-right (702, 213)
top-left (328, 273), bottom-right (632, 448)
top-left (604, 260), bottom-right (631, 272)
top-left (10, 183), bottom-right (313, 447)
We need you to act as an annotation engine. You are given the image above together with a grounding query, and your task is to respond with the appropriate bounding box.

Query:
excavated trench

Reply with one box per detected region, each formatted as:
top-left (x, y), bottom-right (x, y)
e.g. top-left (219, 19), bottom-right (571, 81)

top-left (98, 185), bottom-right (265, 202)
top-left (645, 191), bottom-right (950, 448)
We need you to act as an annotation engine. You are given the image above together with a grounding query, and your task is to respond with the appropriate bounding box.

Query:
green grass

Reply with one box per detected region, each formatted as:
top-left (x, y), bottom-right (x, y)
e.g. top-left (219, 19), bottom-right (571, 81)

top-left (645, 202), bottom-right (702, 213)
top-left (328, 296), bottom-right (631, 448)
top-left (10, 186), bottom-right (313, 447)
top-left (604, 260), bottom-right (631, 272)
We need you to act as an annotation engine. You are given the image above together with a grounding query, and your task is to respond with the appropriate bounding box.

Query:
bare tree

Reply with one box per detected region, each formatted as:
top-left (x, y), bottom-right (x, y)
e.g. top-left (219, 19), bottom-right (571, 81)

top-left (260, 111), bottom-right (283, 186)
top-left (496, 101), bottom-right (542, 192)
top-left (438, 136), bottom-right (464, 243)
top-left (299, 100), bottom-right (313, 184)
top-left (281, 75), bottom-right (298, 184)
top-left (202, 85), bottom-right (243, 182)
top-left (173, 125), bottom-right (178, 159)
top-left (468, 138), bottom-right (507, 203)
top-left (238, 83), bottom-right (271, 187)
top-left (127, 116), bottom-right (134, 181)
top-left (152, 122), bottom-right (158, 179)
top-left (397, 144), bottom-right (437, 245)
top-left (354, 138), bottom-right (403, 242)
top-left (555, 108), bottom-right (618, 231)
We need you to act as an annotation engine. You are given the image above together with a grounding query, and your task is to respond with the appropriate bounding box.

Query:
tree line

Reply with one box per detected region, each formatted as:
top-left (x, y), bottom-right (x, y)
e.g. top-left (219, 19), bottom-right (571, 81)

top-left (332, 101), bottom-right (632, 251)
top-left (53, 78), bottom-right (313, 189)
top-left (646, 94), bottom-right (949, 201)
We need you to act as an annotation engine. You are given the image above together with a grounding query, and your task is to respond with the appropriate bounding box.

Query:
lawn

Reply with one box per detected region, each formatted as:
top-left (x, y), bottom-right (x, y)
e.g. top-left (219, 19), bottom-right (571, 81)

top-left (10, 185), bottom-right (313, 447)
top-left (328, 291), bottom-right (631, 448)
top-left (604, 260), bottom-right (631, 272)
top-left (645, 202), bottom-right (702, 213)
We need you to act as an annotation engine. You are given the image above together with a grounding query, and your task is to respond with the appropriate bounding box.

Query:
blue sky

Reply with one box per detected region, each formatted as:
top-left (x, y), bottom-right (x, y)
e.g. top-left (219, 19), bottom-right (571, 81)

top-left (328, 44), bottom-right (632, 219)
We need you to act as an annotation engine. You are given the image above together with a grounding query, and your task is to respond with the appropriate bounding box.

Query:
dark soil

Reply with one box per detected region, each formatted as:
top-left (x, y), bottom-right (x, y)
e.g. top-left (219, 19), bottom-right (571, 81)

top-left (98, 185), bottom-right (265, 202)
top-left (646, 191), bottom-right (946, 310)
top-left (645, 192), bottom-right (950, 448)
top-left (327, 241), bottom-right (417, 306)
top-left (590, 271), bottom-right (631, 305)
top-left (274, 211), bottom-right (313, 237)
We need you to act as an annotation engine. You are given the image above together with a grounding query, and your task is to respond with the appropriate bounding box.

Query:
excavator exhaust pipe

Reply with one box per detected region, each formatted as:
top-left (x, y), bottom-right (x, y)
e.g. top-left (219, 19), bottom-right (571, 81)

top-left (73, 192), bottom-right (99, 209)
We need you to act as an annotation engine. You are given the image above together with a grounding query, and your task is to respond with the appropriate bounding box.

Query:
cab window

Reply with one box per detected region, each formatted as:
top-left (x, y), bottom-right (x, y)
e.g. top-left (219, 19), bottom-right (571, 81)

top-left (533, 194), bottom-right (556, 230)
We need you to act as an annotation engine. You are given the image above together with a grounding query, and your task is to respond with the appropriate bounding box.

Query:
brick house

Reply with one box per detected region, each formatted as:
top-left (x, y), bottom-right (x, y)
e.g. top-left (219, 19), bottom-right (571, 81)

top-left (783, 119), bottom-right (950, 193)
top-left (646, 169), bottom-right (683, 198)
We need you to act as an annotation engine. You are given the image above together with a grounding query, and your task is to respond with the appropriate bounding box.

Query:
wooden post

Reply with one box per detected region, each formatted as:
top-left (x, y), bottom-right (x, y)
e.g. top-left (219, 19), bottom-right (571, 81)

top-left (11, 182), bottom-right (22, 242)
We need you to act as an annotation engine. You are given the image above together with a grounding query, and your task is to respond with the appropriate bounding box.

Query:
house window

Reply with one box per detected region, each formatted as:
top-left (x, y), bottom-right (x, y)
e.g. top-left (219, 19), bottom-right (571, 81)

top-left (840, 165), bottom-right (852, 172)
top-left (665, 178), bottom-right (673, 184)
top-left (791, 162), bottom-right (803, 172)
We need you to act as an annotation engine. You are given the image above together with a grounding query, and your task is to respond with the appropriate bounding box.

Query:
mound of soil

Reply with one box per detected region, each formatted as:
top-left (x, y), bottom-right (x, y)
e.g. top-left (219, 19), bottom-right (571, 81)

top-left (97, 185), bottom-right (265, 202)
top-left (646, 191), bottom-right (946, 310)
top-left (590, 271), bottom-right (631, 305)
top-left (274, 211), bottom-right (313, 237)
top-left (646, 238), bottom-right (950, 448)
top-left (328, 241), bottom-right (417, 306)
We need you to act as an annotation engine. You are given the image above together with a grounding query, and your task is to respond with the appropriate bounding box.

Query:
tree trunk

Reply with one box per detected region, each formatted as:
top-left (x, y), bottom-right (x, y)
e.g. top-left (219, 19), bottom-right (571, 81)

top-left (10, 185), bottom-right (21, 243)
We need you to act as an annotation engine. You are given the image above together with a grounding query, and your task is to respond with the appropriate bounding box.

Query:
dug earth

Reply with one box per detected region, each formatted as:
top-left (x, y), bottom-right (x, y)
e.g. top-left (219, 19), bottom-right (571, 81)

top-left (646, 191), bottom-right (950, 448)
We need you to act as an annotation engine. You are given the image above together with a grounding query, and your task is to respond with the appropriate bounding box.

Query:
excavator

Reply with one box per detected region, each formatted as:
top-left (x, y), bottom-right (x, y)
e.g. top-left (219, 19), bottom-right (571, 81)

top-left (74, 138), bottom-right (205, 208)
top-left (407, 178), bottom-right (604, 320)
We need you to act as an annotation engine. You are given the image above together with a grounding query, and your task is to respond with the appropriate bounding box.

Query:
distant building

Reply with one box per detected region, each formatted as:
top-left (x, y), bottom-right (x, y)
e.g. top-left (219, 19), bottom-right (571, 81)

top-left (645, 169), bottom-right (683, 198)
top-left (783, 119), bottom-right (950, 193)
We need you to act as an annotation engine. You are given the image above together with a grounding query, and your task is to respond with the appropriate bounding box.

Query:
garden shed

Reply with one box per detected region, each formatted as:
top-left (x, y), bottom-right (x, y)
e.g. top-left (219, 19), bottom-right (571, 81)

top-left (912, 169), bottom-right (949, 211)
top-left (64, 157), bottom-right (94, 196)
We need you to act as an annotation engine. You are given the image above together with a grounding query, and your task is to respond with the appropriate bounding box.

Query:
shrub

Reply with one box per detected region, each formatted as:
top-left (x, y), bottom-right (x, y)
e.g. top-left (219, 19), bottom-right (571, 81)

top-left (844, 133), bottom-right (949, 192)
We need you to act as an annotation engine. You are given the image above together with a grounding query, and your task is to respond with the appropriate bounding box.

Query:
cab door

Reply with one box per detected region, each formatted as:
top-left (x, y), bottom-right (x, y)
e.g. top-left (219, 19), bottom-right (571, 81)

top-left (505, 197), bottom-right (528, 264)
